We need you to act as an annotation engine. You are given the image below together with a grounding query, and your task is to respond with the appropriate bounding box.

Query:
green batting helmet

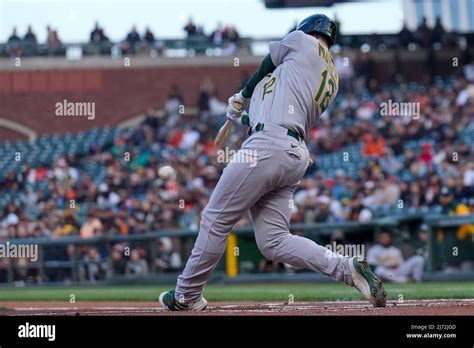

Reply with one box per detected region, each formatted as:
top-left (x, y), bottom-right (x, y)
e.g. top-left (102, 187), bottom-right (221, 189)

top-left (297, 14), bottom-right (337, 46)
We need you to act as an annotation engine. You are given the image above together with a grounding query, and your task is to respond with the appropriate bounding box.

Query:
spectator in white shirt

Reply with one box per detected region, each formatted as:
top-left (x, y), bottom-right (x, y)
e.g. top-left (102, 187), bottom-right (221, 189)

top-left (367, 230), bottom-right (424, 283)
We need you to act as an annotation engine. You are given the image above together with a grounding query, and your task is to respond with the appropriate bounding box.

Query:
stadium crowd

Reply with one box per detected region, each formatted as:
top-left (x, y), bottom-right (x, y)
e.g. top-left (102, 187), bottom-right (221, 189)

top-left (2, 75), bottom-right (471, 230)
top-left (0, 64), bottom-right (473, 282)
top-left (2, 19), bottom-right (243, 57)
top-left (3, 16), bottom-right (473, 57)
top-left (1, 14), bottom-right (474, 281)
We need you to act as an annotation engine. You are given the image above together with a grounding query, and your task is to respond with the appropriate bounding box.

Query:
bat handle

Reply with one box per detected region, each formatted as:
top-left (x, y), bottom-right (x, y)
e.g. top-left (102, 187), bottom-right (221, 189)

top-left (233, 101), bottom-right (244, 112)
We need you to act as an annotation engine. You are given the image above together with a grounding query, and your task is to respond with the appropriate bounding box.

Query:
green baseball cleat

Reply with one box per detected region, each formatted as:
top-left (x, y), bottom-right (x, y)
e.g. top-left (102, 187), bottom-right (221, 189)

top-left (349, 256), bottom-right (387, 307)
top-left (159, 290), bottom-right (208, 311)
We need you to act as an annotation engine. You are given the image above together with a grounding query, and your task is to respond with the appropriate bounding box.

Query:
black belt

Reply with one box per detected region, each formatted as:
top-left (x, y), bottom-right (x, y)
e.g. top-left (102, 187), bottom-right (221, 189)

top-left (248, 123), bottom-right (303, 142)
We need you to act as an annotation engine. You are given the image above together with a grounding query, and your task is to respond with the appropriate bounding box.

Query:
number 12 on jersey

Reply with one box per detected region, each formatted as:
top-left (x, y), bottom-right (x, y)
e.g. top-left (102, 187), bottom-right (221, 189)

top-left (314, 69), bottom-right (336, 114)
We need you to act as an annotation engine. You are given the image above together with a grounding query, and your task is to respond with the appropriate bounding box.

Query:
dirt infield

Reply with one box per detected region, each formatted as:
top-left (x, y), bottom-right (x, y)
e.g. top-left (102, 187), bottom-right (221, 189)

top-left (1, 299), bottom-right (473, 316)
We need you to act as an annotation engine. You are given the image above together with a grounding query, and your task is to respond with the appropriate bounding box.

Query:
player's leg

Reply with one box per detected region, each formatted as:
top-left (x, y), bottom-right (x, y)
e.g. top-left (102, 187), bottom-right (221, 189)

top-left (174, 166), bottom-right (261, 302)
top-left (250, 187), bottom-right (386, 307)
top-left (250, 186), bottom-right (354, 285)
top-left (162, 138), bottom-right (276, 309)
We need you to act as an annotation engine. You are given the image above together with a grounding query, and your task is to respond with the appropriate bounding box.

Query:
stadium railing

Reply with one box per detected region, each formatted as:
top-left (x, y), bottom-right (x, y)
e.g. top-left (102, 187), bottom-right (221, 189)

top-left (2, 32), bottom-right (473, 58)
top-left (2, 214), bottom-right (473, 285)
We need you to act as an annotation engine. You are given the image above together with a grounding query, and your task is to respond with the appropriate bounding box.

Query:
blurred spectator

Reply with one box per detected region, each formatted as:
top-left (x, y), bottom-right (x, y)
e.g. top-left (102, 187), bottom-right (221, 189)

top-left (80, 247), bottom-right (106, 282)
top-left (110, 244), bottom-right (127, 275)
top-left (7, 27), bottom-right (21, 44)
top-left (362, 133), bottom-right (385, 157)
top-left (198, 78), bottom-right (226, 120)
top-left (46, 25), bottom-right (53, 44)
top-left (6, 27), bottom-right (22, 57)
top-left (90, 21), bottom-right (109, 44)
top-left (334, 55), bottom-right (354, 88)
top-left (259, 259), bottom-right (284, 273)
top-left (154, 237), bottom-right (182, 272)
top-left (371, 177), bottom-right (400, 208)
top-left (210, 22), bottom-right (224, 46)
top-left (439, 187), bottom-right (462, 215)
top-left (144, 26), bottom-right (156, 46)
top-left (346, 198), bottom-right (373, 222)
top-left (143, 26), bottom-right (165, 56)
top-left (329, 229), bottom-right (348, 246)
top-left (223, 25), bottom-right (240, 44)
top-left (464, 62), bottom-right (474, 82)
top-left (45, 25), bottom-right (61, 56)
top-left (47, 26), bottom-right (61, 46)
top-left (51, 30), bottom-right (61, 45)
top-left (197, 79), bottom-right (212, 120)
top-left (52, 211), bottom-right (80, 237)
top-left (184, 17), bottom-right (197, 37)
top-left (367, 230), bottom-right (425, 283)
top-left (80, 211), bottom-right (103, 238)
top-left (164, 85), bottom-right (185, 127)
top-left (431, 17), bottom-right (445, 46)
top-left (398, 24), bottom-right (414, 48)
top-left (314, 196), bottom-right (338, 223)
top-left (455, 80), bottom-right (474, 106)
top-left (127, 25), bottom-right (141, 45)
top-left (418, 143), bottom-right (433, 164)
top-left (462, 49), bottom-right (474, 81)
top-left (416, 17), bottom-right (432, 48)
top-left (355, 52), bottom-right (375, 90)
top-left (122, 25), bottom-right (141, 54)
top-left (23, 25), bottom-right (37, 45)
top-left (413, 224), bottom-right (429, 258)
top-left (125, 249), bottom-right (149, 276)
top-left (0, 257), bottom-right (9, 282)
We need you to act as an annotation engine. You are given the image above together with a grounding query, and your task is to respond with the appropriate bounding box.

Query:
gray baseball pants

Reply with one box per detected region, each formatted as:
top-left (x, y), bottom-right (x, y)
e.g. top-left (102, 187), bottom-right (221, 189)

top-left (175, 124), bottom-right (354, 302)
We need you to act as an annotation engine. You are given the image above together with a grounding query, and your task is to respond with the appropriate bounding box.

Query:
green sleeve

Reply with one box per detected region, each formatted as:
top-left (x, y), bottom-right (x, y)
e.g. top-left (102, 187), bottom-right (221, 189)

top-left (241, 54), bottom-right (276, 98)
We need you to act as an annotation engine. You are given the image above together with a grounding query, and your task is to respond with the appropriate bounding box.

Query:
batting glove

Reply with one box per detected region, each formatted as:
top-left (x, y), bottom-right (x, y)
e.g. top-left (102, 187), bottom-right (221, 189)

top-left (226, 91), bottom-right (250, 121)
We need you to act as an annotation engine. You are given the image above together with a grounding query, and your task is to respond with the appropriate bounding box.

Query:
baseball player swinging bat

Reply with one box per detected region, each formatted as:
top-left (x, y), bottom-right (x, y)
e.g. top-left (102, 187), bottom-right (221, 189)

top-left (160, 14), bottom-right (387, 311)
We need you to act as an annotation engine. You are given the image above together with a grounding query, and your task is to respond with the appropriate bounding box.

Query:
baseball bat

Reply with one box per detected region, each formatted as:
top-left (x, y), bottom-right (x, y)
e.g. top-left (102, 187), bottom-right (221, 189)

top-left (214, 101), bottom-right (244, 148)
top-left (214, 120), bottom-right (233, 149)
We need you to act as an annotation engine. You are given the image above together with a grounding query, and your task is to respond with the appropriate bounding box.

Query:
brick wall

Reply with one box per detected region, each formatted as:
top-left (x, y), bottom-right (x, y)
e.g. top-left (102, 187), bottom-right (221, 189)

top-left (0, 63), bottom-right (258, 138)
top-left (0, 49), bottom-right (464, 140)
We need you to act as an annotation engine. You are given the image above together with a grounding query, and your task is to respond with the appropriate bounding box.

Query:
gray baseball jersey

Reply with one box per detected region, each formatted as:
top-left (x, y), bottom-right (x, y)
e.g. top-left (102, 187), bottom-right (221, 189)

top-left (248, 30), bottom-right (339, 139)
